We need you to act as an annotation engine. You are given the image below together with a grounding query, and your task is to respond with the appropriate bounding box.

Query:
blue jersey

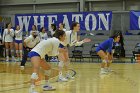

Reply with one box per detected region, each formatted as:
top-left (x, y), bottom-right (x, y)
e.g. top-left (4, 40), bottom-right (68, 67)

top-left (96, 38), bottom-right (114, 53)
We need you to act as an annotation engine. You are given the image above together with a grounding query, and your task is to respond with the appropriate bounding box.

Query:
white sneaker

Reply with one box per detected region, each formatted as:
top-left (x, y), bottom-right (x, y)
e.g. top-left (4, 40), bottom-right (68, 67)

top-left (50, 58), bottom-right (54, 62)
top-left (66, 74), bottom-right (75, 79)
top-left (58, 76), bottom-right (68, 82)
top-left (100, 70), bottom-right (108, 74)
top-left (29, 85), bottom-right (38, 93)
top-left (6, 56), bottom-right (9, 62)
top-left (20, 66), bottom-right (25, 70)
top-left (12, 56), bottom-right (15, 62)
top-left (106, 68), bottom-right (114, 72)
top-left (43, 85), bottom-right (56, 91)
top-left (30, 90), bottom-right (38, 93)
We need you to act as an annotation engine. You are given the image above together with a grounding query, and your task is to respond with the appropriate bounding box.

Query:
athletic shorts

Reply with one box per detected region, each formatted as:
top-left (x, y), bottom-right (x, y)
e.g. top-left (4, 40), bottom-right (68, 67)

top-left (15, 40), bottom-right (22, 44)
top-left (28, 51), bottom-right (40, 58)
top-left (59, 43), bottom-right (66, 48)
top-left (96, 46), bottom-right (106, 53)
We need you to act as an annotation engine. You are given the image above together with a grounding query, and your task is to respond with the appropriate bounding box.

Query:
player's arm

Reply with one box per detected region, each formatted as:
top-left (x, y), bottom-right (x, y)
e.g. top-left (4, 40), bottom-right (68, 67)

top-left (23, 37), bottom-right (31, 48)
top-left (74, 38), bottom-right (91, 46)
top-left (10, 29), bottom-right (15, 37)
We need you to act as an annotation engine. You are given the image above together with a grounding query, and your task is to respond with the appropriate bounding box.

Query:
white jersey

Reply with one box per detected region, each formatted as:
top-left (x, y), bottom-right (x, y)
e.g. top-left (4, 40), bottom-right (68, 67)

top-left (50, 29), bottom-right (55, 36)
top-left (15, 29), bottom-right (22, 40)
top-left (62, 30), bottom-right (84, 47)
top-left (24, 35), bottom-right (40, 48)
top-left (3, 28), bottom-right (14, 42)
top-left (39, 32), bottom-right (48, 41)
top-left (63, 29), bottom-right (66, 31)
top-left (31, 37), bottom-right (60, 59)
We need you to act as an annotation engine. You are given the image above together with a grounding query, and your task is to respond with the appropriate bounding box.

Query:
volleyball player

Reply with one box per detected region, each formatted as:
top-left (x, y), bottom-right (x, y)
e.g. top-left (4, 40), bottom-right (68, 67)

top-left (59, 23), bottom-right (66, 31)
top-left (96, 32), bottom-right (121, 74)
top-left (39, 27), bottom-right (48, 41)
top-left (20, 31), bottom-right (40, 70)
top-left (14, 25), bottom-right (23, 61)
top-left (2, 23), bottom-right (15, 62)
top-left (58, 22), bottom-right (91, 81)
top-left (28, 30), bottom-right (65, 93)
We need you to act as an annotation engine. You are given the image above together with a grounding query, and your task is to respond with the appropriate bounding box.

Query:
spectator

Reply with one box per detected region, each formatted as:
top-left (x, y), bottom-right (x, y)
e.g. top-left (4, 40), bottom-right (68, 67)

top-left (14, 25), bottom-right (23, 61)
top-left (39, 27), bottom-right (48, 41)
top-left (2, 23), bottom-right (15, 62)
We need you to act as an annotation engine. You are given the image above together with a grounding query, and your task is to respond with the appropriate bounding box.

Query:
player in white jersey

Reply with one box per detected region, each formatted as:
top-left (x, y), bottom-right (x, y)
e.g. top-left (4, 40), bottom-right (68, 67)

top-left (58, 22), bottom-right (91, 81)
top-left (28, 30), bottom-right (66, 93)
top-left (2, 23), bottom-right (15, 62)
top-left (20, 31), bottom-right (40, 70)
top-left (39, 27), bottom-right (48, 41)
top-left (59, 23), bottom-right (66, 31)
top-left (50, 24), bottom-right (56, 37)
top-left (30, 25), bottom-right (40, 37)
top-left (14, 25), bottom-right (23, 61)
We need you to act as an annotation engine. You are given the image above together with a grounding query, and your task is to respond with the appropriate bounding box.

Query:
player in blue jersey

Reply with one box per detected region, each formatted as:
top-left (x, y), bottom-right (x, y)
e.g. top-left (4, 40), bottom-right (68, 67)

top-left (96, 32), bottom-right (121, 74)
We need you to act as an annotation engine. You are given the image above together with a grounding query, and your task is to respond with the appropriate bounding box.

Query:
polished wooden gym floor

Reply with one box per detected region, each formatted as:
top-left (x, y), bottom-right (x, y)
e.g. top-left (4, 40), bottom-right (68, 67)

top-left (0, 60), bottom-right (140, 93)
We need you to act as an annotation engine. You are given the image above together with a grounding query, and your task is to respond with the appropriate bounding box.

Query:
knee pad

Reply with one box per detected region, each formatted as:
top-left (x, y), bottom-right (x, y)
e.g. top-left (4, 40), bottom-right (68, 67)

top-left (44, 70), bottom-right (51, 76)
top-left (58, 61), bottom-right (64, 68)
top-left (31, 73), bottom-right (39, 80)
top-left (19, 50), bottom-right (22, 53)
top-left (16, 50), bottom-right (19, 54)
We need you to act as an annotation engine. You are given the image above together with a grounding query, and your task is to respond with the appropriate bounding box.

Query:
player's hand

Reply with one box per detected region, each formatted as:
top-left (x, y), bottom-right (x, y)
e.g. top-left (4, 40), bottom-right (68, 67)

top-left (83, 38), bottom-right (91, 43)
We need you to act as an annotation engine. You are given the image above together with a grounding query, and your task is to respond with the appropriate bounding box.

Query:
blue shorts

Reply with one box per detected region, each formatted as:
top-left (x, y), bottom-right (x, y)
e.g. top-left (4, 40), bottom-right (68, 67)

top-left (96, 46), bottom-right (106, 53)
top-left (59, 43), bottom-right (65, 48)
top-left (15, 40), bottom-right (22, 44)
top-left (28, 51), bottom-right (40, 58)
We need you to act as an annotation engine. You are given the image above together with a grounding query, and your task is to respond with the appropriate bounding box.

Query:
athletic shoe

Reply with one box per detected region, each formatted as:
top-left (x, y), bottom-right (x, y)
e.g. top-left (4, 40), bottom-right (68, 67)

top-left (20, 66), bottom-right (25, 70)
top-left (66, 74), bottom-right (75, 79)
top-left (43, 85), bottom-right (56, 91)
top-left (29, 85), bottom-right (38, 93)
top-left (106, 68), bottom-right (114, 72)
top-left (58, 76), bottom-right (68, 82)
top-left (100, 70), bottom-right (108, 74)
top-left (12, 56), bottom-right (16, 62)
top-left (6, 56), bottom-right (9, 62)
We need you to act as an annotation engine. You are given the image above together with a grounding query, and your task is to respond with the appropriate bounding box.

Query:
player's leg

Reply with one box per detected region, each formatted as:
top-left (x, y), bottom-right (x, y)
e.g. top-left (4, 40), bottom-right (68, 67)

top-left (64, 49), bottom-right (74, 79)
top-left (58, 52), bottom-right (68, 82)
top-left (20, 47), bottom-right (29, 69)
top-left (106, 54), bottom-right (113, 72)
top-left (30, 56), bottom-right (40, 93)
top-left (40, 59), bottom-right (56, 91)
top-left (19, 42), bottom-right (23, 61)
top-left (15, 41), bottom-right (19, 61)
top-left (10, 42), bottom-right (15, 62)
top-left (97, 50), bottom-right (108, 74)
top-left (5, 42), bottom-right (9, 62)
